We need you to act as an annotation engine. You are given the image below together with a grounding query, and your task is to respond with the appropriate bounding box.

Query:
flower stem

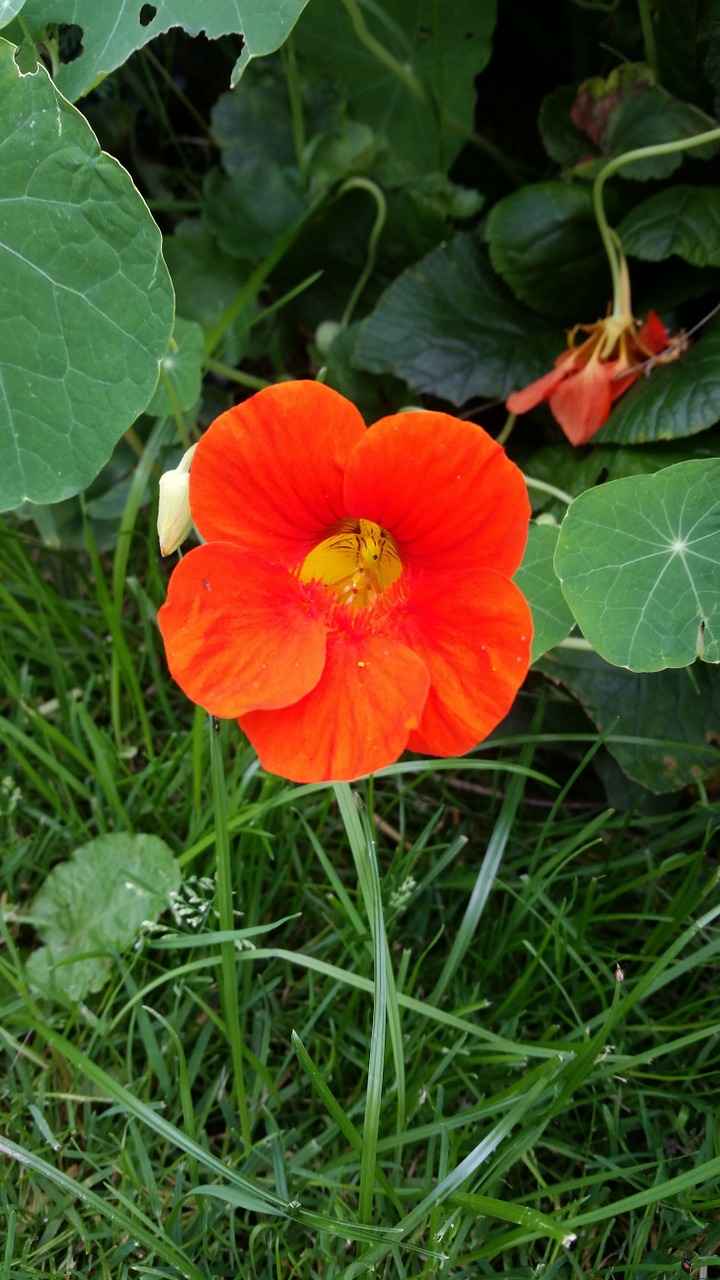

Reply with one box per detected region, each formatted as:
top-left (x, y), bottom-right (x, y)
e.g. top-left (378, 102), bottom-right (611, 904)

top-left (338, 178), bottom-right (388, 329)
top-left (210, 718), bottom-right (251, 1146)
top-left (636, 0), bottom-right (659, 78)
top-left (334, 781), bottom-right (388, 1227)
top-left (594, 125), bottom-right (720, 315)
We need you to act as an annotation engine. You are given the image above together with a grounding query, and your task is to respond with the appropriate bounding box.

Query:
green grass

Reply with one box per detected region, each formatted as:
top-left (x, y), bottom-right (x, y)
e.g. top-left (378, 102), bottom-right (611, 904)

top-left (1, 509), bottom-right (719, 1279)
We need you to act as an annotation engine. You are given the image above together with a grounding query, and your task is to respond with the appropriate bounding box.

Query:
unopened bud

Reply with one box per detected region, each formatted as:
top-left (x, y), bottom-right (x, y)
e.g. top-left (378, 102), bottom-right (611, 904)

top-left (157, 443), bottom-right (197, 556)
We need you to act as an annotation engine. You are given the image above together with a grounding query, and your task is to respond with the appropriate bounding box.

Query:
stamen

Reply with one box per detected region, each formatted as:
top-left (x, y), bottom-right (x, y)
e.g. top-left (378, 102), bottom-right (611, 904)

top-left (299, 518), bottom-right (402, 607)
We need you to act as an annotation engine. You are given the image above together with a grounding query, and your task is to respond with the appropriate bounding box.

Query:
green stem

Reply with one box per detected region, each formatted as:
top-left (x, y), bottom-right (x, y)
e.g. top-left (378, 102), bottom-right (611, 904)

top-left (339, 0), bottom-right (426, 103)
top-left (338, 178), bottom-right (387, 328)
top-left (524, 476), bottom-right (575, 507)
top-left (210, 720), bottom-right (251, 1146)
top-left (636, 0), bottom-right (659, 79)
top-left (594, 125), bottom-right (720, 314)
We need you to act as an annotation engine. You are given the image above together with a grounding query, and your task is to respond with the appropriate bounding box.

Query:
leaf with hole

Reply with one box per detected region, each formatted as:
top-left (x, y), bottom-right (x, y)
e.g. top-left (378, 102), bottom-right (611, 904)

top-left (554, 460), bottom-right (720, 671)
top-left (18, 0), bottom-right (314, 100)
top-left (27, 833), bottom-right (181, 1000)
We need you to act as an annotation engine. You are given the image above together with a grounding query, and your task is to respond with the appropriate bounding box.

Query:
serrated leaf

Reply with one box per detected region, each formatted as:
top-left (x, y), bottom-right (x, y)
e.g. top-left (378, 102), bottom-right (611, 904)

top-left (0, 41), bottom-right (174, 511)
top-left (596, 317), bottom-right (720, 444)
top-left (27, 833), bottom-right (181, 1000)
top-left (294, 0), bottom-right (494, 172)
top-left (514, 523), bottom-right (575, 663)
top-left (146, 317), bottom-right (204, 417)
top-left (537, 647), bottom-right (720, 793)
top-left (353, 234), bottom-right (560, 405)
top-left (486, 182), bottom-right (611, 322)
top-left (19, 0), bottom-right (312, 101)
top-left (619, 185), bottom-right (720, 267)
top-left (554, 459), bottom-right (720, 671)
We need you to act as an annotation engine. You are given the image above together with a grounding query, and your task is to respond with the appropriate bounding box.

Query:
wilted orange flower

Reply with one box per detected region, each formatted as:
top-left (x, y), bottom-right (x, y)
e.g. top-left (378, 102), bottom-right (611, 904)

top-left (158, 381), bottom-right (533, 783)
top-left (506, 259), bottom-right (686, 445)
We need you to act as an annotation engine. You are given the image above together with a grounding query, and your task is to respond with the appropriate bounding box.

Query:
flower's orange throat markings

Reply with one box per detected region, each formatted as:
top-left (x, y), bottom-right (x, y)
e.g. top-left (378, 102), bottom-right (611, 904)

top-left (299, 518), bottom-right (402, 607)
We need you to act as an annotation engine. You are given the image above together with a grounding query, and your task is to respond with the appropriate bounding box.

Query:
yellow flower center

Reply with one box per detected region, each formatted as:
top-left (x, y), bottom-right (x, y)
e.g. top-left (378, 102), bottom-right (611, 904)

top-left (299, 518), bottom-right (402, 607)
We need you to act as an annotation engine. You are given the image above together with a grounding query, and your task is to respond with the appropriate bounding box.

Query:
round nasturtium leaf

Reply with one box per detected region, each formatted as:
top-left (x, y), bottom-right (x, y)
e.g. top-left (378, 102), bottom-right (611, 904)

top-left (514, 522), bottom-right (575, 663)
top-left (554, 459), bottom-right (720, 672)
top-left (0, 40), bottom-right (174, 511)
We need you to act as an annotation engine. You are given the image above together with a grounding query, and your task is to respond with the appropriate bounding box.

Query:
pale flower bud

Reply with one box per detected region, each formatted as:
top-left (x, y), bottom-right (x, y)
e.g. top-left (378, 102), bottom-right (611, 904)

top-left (157, 443), bottom-right (197, 557)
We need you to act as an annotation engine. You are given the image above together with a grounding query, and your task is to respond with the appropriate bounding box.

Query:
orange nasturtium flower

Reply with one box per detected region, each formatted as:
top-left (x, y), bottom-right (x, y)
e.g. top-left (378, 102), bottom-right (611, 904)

top-left (506, 258), bottom-right (686, 445)
top-left (158, 381), bottom-right (533, 783)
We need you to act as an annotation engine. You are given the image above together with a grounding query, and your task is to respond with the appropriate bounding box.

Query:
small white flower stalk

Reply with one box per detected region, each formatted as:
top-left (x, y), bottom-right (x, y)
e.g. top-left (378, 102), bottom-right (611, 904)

top-left (157, 443), bottom-right (197, 557)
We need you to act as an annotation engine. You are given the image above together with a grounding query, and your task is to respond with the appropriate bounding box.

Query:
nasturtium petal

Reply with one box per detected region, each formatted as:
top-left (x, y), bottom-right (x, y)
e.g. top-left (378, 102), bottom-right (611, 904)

top-left (0, 40), bottom-right (174, 511)
top-left (344, 413), bottom-right (530, 576)
top-left (554, 459), bottom-right (720, 672)
top-left (240, 632), bottom-right (429, 783)
top-left (158, 544), bottom-right (328, 717)
top-left (400, 569), bottom-right (533, 757)
top-left (190, 382), bottom-right (366, 565)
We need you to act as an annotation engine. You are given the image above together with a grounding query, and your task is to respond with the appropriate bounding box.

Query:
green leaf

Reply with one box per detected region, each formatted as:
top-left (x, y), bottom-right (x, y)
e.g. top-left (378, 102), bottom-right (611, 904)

top-left (18, 0), bottom-right (313, 101)
top-left (538, 84), bottom-right (591, 170)
top-left (554, 460), bottom-right (720, 671)
top-left (146, 317), bottom-right (204, 417)
top-left (605, 88), bottom-right (719, 181)
top-left (162, 218), bottom-right (251, 333)
top-left (27, 833), bottom-right (181, 1000)
top-left (514, 523), bottom-right (575, 663)
top-left (294, 0), bottom-right (495, 172)
top-left (0, 0), bottom-right (26, 26)
top-left (0, 43), bottom-right (174, 511)
top-left (537, 647), bottom-right (720, 793)
top-left (354, 234), bottom-right (560, 405)
top-left (619, 185), bottom-right (720, 267)
top-left (204, 164), bottom-right (306, 262)
top-left (596, 317), bottom-right (720, 444)
top-left (486, 182), bottom-right (611, 322)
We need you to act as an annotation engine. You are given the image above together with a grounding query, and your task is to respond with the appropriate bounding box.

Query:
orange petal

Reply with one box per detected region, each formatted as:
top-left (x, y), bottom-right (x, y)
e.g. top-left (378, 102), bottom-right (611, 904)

top-left (343, 412), bottom-right (530, 578)
top-left (506, 363), bottom-right (570, 415)
top-left (398, 568), bottom-right (532, 757)
top-left (158, 543), bottom-right (328, 718)
top-left (190, 382), bottom-right (366, 567)
top-left (636, 310), bottom-right (670, 355)
top-left (549, 360), bottom-right (614, 445)
top-left (239, 632), bottom-right (429, 783)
